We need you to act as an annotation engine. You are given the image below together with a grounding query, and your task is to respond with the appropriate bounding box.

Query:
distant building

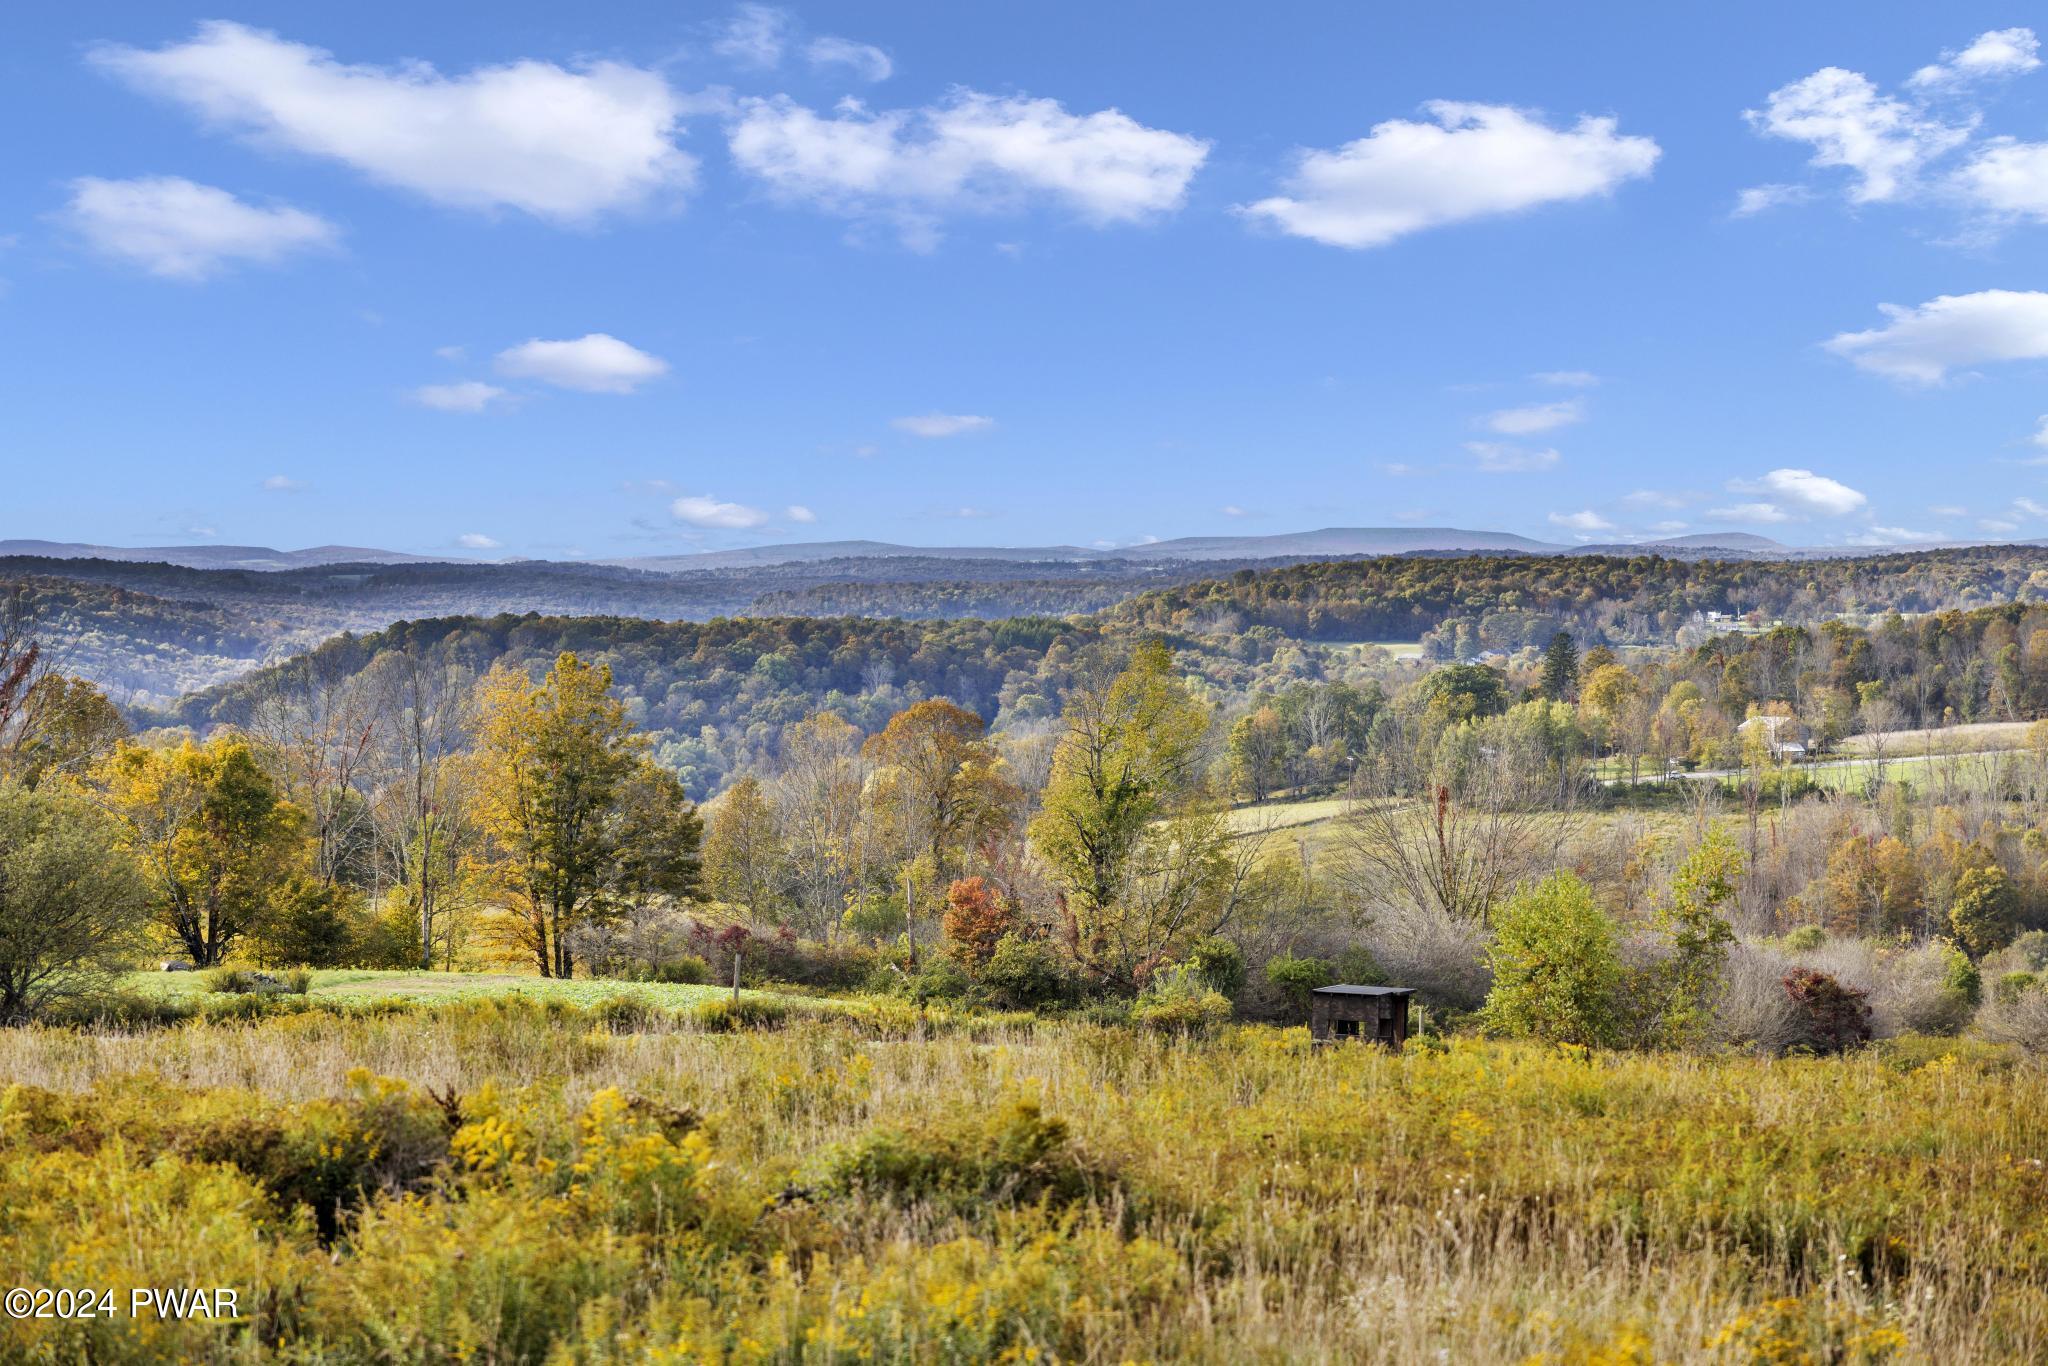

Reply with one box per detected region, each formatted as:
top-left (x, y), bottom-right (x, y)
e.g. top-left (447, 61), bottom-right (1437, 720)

top-left (1738, 714), bottom-right (1811, 758)
top-left (1310, 985), bottom-right (1415, 1049)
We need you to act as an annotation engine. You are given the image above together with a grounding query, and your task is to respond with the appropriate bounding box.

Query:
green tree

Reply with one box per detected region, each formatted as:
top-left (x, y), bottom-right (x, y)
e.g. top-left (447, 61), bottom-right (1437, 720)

top-left (1650, 828), bottom-right (1740, 1047)
top-left (1481, 871), bottom-right (1623, 1047)
top-left (702, 774), bottom-right (782, 916)
top-left (473, 653), bottom-right (676, 977)
top-left (1539, 631), bottom-right (1580, 702)
top-left (0, 782), bottom-right (147, 1021)
top-left (1028, 641), bottom-right (1223, 986)
top-left (1226, 706), bottom-right (1287, 801)
top-left (99, 737), bottom-right (307, 967)
top-left (1030, 641), bottom-right (1211, 918)
top-left (1949, 861), bottom-right (2020, 958)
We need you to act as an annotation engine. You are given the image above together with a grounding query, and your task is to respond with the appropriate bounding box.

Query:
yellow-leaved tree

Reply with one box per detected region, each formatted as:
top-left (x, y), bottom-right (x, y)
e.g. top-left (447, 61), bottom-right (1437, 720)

top-left (471, 653), bottom-right (700, 977)
top-left (98, 736), bottom-right (306, 967)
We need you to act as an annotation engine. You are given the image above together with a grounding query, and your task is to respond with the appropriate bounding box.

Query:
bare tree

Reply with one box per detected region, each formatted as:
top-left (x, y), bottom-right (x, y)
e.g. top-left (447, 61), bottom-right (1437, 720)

top-left (366, 650), bottom-right (477, 968)
top-left (1334, 720), bottom-right (1584, 930)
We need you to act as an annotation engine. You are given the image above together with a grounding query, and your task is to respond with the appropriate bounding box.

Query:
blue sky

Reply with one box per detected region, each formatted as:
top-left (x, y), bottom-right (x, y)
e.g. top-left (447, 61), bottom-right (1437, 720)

top-left (7, 4), bottom-right (2048, 558)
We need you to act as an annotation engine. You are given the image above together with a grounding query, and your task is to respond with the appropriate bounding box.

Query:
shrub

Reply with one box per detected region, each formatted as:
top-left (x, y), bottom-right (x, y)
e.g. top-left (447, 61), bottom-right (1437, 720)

top-left (1781, 925), bottom-right (1827, 952)
top-left (940, 877), bottom-right (1017, 968)
top-left (1182, 936), bottom-right (1247, 997)
top-left (1995, 971), bottom-right (2039, 1005)
top-left (820, 1098), bottom-right (1111, 1211)
top-left (690, 996), bottom-right (791, 1032)
top-left (1978, 975), bottom-right (2048, 1053)
top-left (1782, 968), bottom-right (1872, 1053)
top-left (282, 967), bottom-right (314, 995)
top-left (203, 966), bottom-right (288, 995)
top-left (979, 934), bottom-right (1075, 1011)
top-left (1949, 863), bottom-right (2019, 958)
top-left (906, 954), bottom-right (973, 1004)
top-left (1131, 988), bottom-right (1233, 1036)
top-left (1332, 945), bottom-right (1386, 986)
top-left (1264, 954), bottom-right (1333, 1021)
top-left (1482, 872), bottom-right (1624, 1048)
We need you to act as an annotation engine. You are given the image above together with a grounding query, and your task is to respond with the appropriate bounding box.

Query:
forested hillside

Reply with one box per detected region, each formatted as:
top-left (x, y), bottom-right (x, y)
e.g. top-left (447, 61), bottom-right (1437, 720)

top-left (1106, 546), bottom-right (2048, 647)
top-left (143, 612), bottom-right (1340, 797)
top-left (4, 552), bottom-right (1308, 701)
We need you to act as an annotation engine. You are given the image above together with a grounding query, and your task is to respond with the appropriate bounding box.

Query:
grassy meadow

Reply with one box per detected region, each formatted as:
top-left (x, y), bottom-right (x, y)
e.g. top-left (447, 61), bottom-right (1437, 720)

top-left (3, 994), bottom-right (2044, 1363)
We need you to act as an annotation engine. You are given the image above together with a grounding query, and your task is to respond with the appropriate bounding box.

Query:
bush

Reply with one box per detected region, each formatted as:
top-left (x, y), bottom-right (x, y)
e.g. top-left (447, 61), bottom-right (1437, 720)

top-left (203, 966), bottom-right (289, 995)
top-left (1264, 954), bottom-right (1333, 1021)
top-left (690, 996), bottom-right (792, 1032)
top-left (820, 1099), bottom-right (1112, 1211)
top-left (282, 967), bottom-right (314, 995)
top-left (1181, 937), bottom-right (1246, 997)
top-left (940, 877), bottom-right (1017, 968)
top-left (1978, 975), bottom-right (2048, 1053)
top-left (1131, 988), bottom-right (1233, 1036)
top-left (905, 955), bottom-right (972, 1004)
top-left (1995, 971), bottom-right (2039, 1005)
top-left (979, 934), bottom-right (1076, 1011)
top-left (1481, 872), bottom-right (1624, 1048)
top-left (1782, 968), bottom-right (1872, 1053)
top-left (1781, 925), bottom-right (1827, 951)
top-left (1949, 863), bottom-right (2019, 958)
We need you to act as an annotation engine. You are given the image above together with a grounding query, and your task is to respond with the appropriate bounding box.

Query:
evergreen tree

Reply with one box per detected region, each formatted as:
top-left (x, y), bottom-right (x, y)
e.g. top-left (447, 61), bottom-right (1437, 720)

top-left (1539, 630), bottom-right (1580, 701)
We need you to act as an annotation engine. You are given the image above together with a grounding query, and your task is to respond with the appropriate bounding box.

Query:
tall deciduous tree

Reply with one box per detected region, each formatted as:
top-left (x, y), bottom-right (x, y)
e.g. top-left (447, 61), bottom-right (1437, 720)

top-left (0, 782), bottom-right (146, 1021)
top-left (99, 737), bottom-right (306, 967)
top-left (703, 774), bottom-right (783, 917)
top-left (472, 653), bottom-right (692, 977)
top-left (1030, 641), bottom-right (1228, 987)
top-left (864, 699), bottom-right (1014, 886)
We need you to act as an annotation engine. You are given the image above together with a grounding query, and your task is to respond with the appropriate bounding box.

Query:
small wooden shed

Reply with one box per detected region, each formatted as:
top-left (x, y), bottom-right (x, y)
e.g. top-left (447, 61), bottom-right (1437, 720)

top-left (1310, 985), bottom-right (1415, 1049)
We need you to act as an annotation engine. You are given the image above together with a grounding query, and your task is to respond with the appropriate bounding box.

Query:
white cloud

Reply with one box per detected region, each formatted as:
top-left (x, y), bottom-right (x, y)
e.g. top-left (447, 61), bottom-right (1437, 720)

top-left (261, 474), bottom-right (305, 493)
top-left (1732, 182), bottom-right (1812, 216)
top-left (2017, 496), bottom-right (2048, 518)
top-left (1955, 138), bottom-right (2048, 222)
top-left (413, 380), bottom-right (509, 412)
top-left (457, 533), bottom-right (501, 549)
top-left (1706, 501), bottom-right (1794, 524)
top-left (714, 4), bottom-right (791, 69)
top-left (62, 175), bottom-right (336, 280)
top-left (1548, 509), bottom-right (1615, 534)
top-left (1850, 525), bottom-right (1944, 545)
top-left (1221, 504), bottom-right (1261, 517)
top-left (1532, 369), bottom-right (1599, 387)
top-left (892, 412), bottom-right (994, 437)
top-left (1909, 28), bottom-right (2041, 89)
top-left (672, 494), bottom-right (769, 528)
top-left (1929, 504), bottom-right (1968, 518)
top-left (1824, 290), bottom-right (2048, 384)
top-left (1464, 441), bottom-right (1559, 473)
top-left (1240, 102), bottom-right (1658, 249)
top-left (1747, 66), bottom-right (1970, 204)
top-left (728, 90), bottom-right (1209, 245)
top-left (939, 506), bottom-right (991, 519)
top-left (1484, 399), bottom-right (1583, 435)
top-left (93, 21), bottom-right (697, 224)
top-left (2034, 416), bottom-right (2048, 449)
top-left (1621, 489), bottom-right (1687, 510)
top-left (1981, 517), bottom-right (2022, 533)
top-left (434, 344), bottom-right (467, 361)
top-left (786, 504), bottom-right (817, 523)
top-left (495, 334), bottom-right (668, 393)
top-left (1726, 468), bottom-right (1867, 517)
top-left (1649, 520), bottom-right (1690, 534)
top-left (806, 36), bottom-right (891, 83)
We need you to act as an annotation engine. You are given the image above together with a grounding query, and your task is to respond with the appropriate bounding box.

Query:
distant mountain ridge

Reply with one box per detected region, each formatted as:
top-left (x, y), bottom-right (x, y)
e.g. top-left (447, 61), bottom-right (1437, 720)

top-left (0, 540), bottom-right (442, 570)
top-left (4, 526), bottom-right (2017, 575)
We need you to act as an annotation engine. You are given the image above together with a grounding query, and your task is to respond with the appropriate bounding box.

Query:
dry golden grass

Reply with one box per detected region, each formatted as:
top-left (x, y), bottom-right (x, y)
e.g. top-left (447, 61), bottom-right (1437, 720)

top-left (1, 1003), bottom-right (2044, 1362)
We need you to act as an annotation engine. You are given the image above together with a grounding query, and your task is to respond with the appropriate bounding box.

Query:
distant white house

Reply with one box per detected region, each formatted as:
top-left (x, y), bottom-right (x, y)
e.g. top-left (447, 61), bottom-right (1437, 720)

top-left (1738, 714), bottom-right (1811, 758)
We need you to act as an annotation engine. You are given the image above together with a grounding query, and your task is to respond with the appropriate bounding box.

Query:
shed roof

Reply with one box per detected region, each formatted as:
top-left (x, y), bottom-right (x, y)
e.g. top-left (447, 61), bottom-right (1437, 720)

top-left (1311, 984), bottom-right (1415, 997)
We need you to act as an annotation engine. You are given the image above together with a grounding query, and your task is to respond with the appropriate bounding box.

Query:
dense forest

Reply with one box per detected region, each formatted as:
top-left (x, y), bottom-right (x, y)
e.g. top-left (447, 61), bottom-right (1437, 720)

top-left (4, 552), bottom-right (1316, 701)
top-left (1106, 545), bottom-right (2048, 646)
